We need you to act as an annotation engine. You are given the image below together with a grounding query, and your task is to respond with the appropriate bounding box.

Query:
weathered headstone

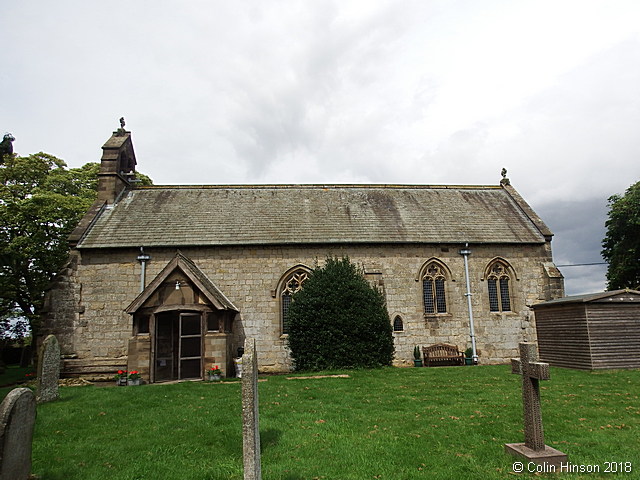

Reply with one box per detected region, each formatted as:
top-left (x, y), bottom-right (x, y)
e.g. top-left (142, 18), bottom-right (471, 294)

top-left (36, 334), bottom-right (61, 403)
top-left (241, 338), bottom-right (262, 480)
top-left (0, 388), bottom-right (36, 480)
top-left (505, 342), bottom-right (567, 467)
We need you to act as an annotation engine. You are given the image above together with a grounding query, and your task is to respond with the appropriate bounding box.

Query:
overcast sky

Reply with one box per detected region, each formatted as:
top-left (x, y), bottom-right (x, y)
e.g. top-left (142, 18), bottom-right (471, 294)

top-left (2, 1), bottom-right (640, 295)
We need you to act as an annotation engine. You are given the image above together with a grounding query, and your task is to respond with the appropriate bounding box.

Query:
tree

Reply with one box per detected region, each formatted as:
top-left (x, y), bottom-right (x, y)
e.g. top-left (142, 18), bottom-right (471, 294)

top-left (287, 257), bottom-right (395, 370)
top-left (0, 153), bottom-right (152, 340)
top-left (602, 180), bottom-right (640, 290)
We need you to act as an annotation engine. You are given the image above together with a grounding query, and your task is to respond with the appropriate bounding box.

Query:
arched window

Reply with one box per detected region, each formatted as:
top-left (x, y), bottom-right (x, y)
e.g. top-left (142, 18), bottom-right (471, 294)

top-left (393, 316), bottom-right (404, 332)
top-left (421, 260), bottom-right (448, 314)
top-left (280, 268), bottom-right (309, 334)
top-left (486, 260), bottom-right (512, 312)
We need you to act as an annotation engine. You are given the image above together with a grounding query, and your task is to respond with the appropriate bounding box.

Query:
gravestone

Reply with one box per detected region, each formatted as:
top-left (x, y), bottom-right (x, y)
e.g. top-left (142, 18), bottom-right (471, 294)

top-left (0, 388), bottom-right (36, 480)
top-left (505, 342), bottom-right (567, 467)
top-left (36, 334), bottom-right (61, 403)
top-left (241, 338), bottom-right (262, 480)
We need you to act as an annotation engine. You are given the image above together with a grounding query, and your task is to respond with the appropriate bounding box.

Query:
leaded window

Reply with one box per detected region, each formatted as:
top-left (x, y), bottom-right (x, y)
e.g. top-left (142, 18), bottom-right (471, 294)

top-left (422, 262), bottom-right (447, 314)
top-left (393, 316), bottom-right (404, 332)
top-left (281, 270), bottom-right (308, 334)
top-left (487, 261), bottom-right (512, 312)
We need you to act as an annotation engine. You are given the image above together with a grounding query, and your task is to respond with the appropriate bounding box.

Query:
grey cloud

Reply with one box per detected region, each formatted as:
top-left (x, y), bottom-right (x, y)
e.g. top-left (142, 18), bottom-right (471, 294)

top-left (2, 1), bottom-right (639, 296)
top-left (503, 38), bottom-right (640, 204)
top-left (537, 197), bottom-right (609, 295)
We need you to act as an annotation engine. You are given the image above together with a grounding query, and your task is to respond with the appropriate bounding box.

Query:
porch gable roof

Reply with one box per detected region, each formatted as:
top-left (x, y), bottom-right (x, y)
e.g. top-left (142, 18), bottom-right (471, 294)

top-left (125, 251), bottom-right (238, 314)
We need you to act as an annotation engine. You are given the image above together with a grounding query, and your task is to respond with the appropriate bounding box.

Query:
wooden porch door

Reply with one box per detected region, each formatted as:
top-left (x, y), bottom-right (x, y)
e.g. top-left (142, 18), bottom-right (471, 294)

top-left (178, 313), bottom-right (202, 379)
top-left (154, 312), bottom-right (202, 382)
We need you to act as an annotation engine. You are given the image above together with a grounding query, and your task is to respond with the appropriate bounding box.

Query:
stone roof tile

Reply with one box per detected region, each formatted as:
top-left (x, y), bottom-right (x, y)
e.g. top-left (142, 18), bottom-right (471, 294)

top-left (77, 184), bottom-right (549, 248)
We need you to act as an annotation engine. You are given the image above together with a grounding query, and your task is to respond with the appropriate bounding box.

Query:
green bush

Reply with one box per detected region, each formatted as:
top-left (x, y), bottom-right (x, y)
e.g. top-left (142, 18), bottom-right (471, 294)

top-left (287, 257), bottom-right (395, 370)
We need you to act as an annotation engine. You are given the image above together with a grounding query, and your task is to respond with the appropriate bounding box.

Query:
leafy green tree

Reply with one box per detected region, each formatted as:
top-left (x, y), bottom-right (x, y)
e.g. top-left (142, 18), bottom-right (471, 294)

top-left (602, 180), bottom-right (640, 290)
top-left (287, 257), bottom-right (395, 370)
top-left (0, 153), bottom-right (152, 339)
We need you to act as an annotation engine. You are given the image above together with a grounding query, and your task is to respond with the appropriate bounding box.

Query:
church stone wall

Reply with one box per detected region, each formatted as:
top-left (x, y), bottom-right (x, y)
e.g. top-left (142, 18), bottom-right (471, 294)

top-left (44, 242), bottom-right (562, 377)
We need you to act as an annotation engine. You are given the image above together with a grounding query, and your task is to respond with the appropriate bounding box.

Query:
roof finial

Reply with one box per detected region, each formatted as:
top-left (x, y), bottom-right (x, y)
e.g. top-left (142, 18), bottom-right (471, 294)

top-left (500, 167), bottom-right (510, 186)
top-left (115, 117), bottom-right (127, 136)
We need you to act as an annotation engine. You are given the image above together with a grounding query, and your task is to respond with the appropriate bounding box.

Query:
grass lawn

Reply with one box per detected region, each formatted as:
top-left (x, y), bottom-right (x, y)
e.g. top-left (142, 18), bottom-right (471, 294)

top-left (21, 365), bottom-right (640, 479)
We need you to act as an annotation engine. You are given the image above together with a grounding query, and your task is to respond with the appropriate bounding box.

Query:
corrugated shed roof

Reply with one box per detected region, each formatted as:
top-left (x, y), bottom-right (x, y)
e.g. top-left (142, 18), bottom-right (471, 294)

top-left (532, 289), bottom-right (640, 308)
top-left (76, 184), bottom-right (549, 248)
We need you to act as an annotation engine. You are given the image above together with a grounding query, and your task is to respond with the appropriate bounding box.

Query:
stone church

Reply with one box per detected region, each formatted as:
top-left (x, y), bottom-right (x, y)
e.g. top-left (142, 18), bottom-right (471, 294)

top-left (41, 126), bottom-right (564, 382)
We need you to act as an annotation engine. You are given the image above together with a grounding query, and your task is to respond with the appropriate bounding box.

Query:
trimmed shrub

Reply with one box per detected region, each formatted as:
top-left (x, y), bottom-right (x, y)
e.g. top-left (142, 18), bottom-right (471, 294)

top-left (287, 257), bottom-right (395, 370)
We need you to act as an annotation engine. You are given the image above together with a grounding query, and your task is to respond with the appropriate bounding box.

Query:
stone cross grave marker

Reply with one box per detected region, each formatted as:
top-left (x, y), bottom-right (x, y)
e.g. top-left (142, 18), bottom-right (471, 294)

top-left (242, 338), bottom-right (262, 480)
top-left (505, 342), bottom-right (567, 467)
top-left (0, 388), bottom-right (37, 480)
top-left (37, 334), bottom-right (61, 404)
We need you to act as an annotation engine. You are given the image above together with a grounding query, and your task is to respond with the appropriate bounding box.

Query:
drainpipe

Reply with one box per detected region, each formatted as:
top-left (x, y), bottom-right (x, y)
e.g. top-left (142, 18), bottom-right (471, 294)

top-left (459, 243), bottom-right (478, 364)
top-left (137, 247), bottom-right (151, 292)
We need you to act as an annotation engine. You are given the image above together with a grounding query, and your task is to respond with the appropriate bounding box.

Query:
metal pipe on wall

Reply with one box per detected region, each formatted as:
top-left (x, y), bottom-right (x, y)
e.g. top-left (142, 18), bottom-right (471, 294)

top-left (460, 243), bottom-right (478, 364)
top-left (137, 247), bottom-right (151, 292)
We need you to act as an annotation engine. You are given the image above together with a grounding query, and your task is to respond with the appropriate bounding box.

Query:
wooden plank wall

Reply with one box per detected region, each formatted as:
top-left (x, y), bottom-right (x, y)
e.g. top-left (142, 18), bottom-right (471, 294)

top-left (587, 304), bottom-right (640, 369)
top-left (534, 304), bottom-right (593, 369)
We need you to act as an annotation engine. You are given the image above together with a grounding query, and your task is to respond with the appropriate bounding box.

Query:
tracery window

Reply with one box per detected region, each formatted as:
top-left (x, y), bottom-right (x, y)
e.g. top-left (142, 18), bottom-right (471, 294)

top-left (422, 261), bottom-right (447, 314)
top-left (281, 269), bottom-right (309, 335)
top-left (487, 260), bottom-right (512, 312)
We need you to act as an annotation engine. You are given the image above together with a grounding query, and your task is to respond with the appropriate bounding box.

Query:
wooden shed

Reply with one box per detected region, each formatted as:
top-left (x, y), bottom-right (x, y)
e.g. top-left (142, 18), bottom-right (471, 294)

top-left (532, 289), bottom-right (640, 370)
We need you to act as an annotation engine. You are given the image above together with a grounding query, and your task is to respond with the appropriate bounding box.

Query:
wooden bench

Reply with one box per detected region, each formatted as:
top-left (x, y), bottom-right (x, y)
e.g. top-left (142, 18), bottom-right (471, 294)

top-left (422, 343), bottom-right (465, 367)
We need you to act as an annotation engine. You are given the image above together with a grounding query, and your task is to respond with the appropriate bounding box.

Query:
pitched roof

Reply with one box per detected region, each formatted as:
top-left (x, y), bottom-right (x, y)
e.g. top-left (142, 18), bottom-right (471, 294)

top-left (125, 251), bottom-right (238, 313)
top-left (76, 183), bottom-right (550, 248)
